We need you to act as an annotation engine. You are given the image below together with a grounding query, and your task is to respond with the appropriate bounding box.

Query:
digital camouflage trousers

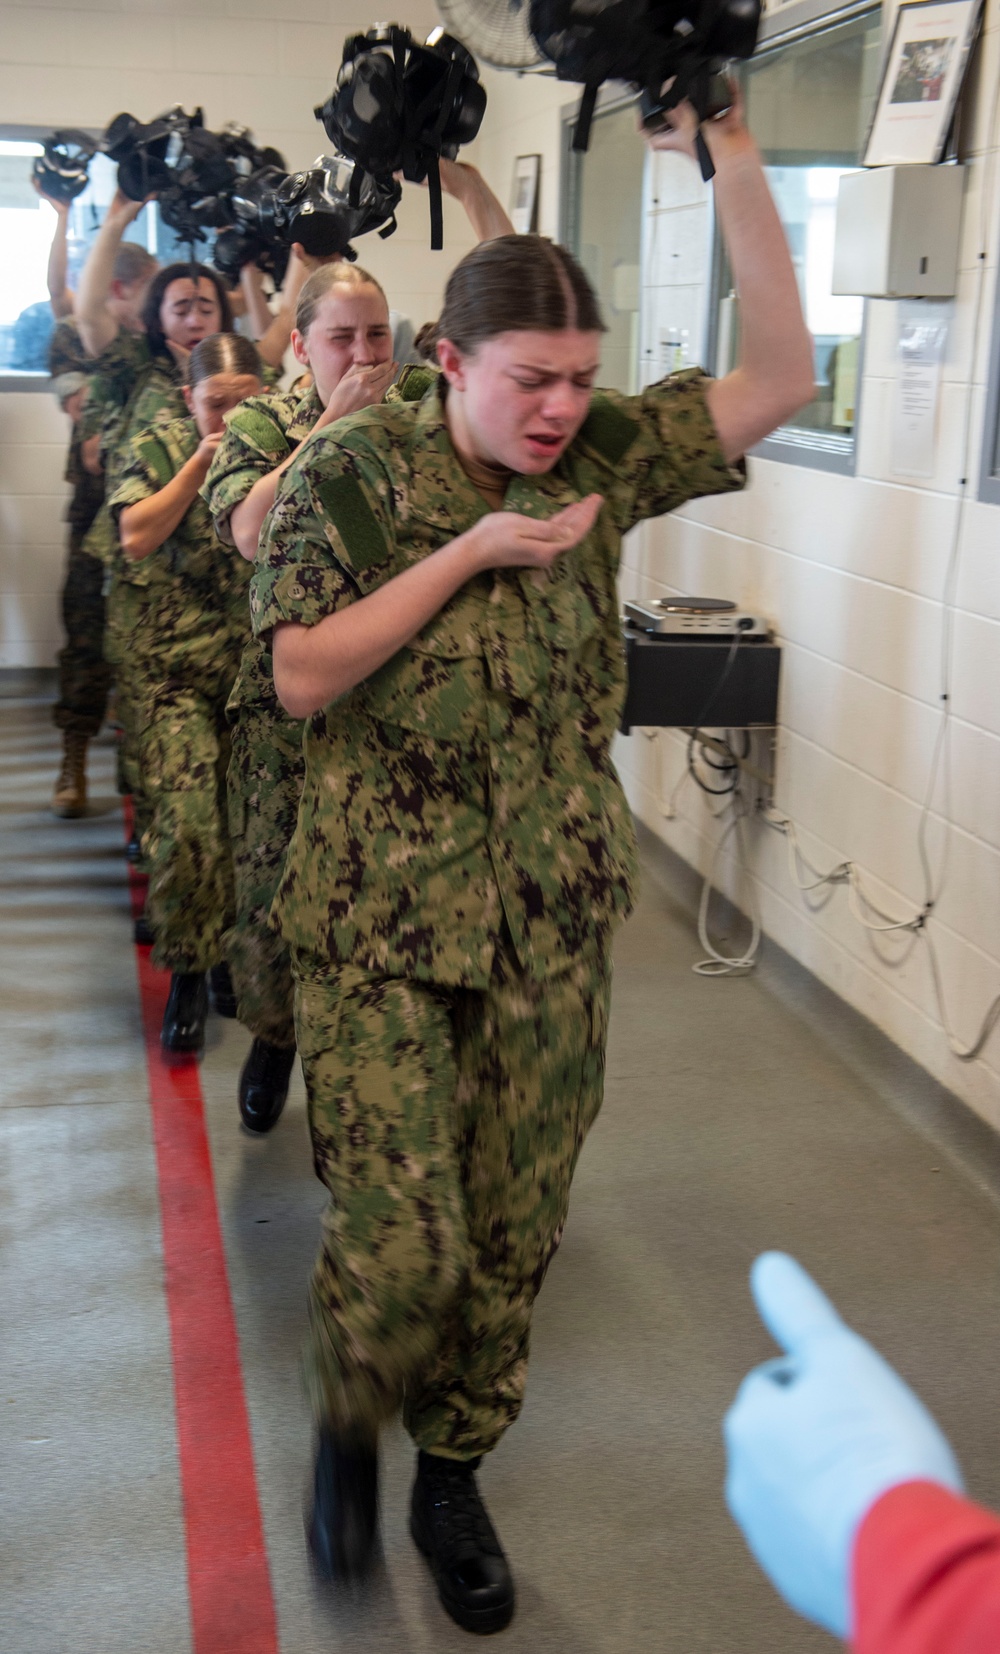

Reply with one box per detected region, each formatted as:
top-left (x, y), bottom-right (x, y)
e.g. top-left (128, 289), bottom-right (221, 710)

top-left (140, 684), bottom-right (235, 973)
top-left (226, 704), bottom-right (305, 1046)
top-left (105, 574), bottom-right (152, 845)
top-left (293, 937), bottom-right (612, 1460)
top-left (53, 536), bottom-right (112, 740)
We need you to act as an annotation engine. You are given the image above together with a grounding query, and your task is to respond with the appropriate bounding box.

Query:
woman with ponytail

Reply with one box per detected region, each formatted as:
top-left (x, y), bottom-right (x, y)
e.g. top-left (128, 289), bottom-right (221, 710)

top-left (109, 333), bottom-right (266, 1054)
top-left (203, 159), bottom-right (514, 1136)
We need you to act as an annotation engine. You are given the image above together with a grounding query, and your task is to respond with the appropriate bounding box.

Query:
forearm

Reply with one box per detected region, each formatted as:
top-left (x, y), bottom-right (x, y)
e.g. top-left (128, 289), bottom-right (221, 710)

top-left (455, 168), bottom-right (515, 241)
top-left (76, 213), bottom-right (127, 357)
top-left (706, 129), bottom-right (814, 450)
top-left (231, 461), bottom-right (294, 560)
top-left (853, 1483), bottom-right (1000, 1654)
top-left (239, 264), bottom-right (274, 339)
top-left (119, 458), bottom-right (207, 560)
top-left (273, 532), bottom-right (480, 716)
top-left (257, 257), bottom-right (308, 370)
top-left (47, 213), bottom-right (73, 318)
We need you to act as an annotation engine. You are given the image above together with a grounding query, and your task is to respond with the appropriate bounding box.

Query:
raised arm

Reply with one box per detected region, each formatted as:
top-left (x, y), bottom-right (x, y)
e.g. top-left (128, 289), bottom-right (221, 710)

top-left (648, 96), bottom-right (814, 462)
top-left (39, 189), bottom-right (75, 319)
top-left (254, 245), bottom-right (316, 370)
top-left (438, 160), bottom-right (515, 241)
top-left (238, 262), bottom-right (275, 339)
top-left (76, 187), bottom-right (147, 358)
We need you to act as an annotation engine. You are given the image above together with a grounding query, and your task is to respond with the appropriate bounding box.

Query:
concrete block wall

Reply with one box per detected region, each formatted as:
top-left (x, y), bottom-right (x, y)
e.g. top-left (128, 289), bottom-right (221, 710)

top-left (474, 25), bottom-right (1000, 1127)
top-left (0, 0), bottom-right (478, 671)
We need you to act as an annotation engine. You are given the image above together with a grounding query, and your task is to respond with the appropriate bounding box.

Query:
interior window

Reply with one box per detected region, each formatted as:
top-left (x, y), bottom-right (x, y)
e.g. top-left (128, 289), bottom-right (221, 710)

top-left (0, 135), bottom-right (193, 377)
top-left (563, 100), bottom-right (645, 395)
top-left (721, 9), bottom-right (883, 462)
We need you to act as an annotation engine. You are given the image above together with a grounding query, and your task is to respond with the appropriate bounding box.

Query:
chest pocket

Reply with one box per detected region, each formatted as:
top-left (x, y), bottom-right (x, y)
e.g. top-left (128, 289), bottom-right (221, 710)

top-left (357, 586), bottom-right (488, 744)
top-left (486, 550), bottom-right (604, 707)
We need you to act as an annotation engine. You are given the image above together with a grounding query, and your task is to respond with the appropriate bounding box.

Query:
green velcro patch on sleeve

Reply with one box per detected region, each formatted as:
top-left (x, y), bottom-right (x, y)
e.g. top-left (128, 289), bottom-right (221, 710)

top-left (232, 405), bottom-right (288, 459)
top-left (393, 364), bottom-right (440, 403)
top-left (313, 473), bottom-right (387, 575)
top-left (133, 432), bottom-right (174, 488)
top-left (579, 395), bottom-right (642, 467)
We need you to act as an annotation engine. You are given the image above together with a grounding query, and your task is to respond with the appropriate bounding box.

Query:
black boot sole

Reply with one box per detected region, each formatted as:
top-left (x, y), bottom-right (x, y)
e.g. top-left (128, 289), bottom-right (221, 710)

top-left (409, 1509), bottom-right (515, 1635)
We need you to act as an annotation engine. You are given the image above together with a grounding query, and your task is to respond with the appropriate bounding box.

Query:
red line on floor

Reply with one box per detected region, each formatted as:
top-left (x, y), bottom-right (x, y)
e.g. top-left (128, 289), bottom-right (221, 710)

top-left (126, 802), bottom-right (280, 1654)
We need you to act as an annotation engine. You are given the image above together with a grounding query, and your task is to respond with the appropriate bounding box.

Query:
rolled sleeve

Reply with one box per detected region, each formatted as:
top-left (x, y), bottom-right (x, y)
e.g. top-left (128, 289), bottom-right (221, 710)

top-left (203, 462), bottom-right (268, 546)
top-left (107, 458), bottom-right (157, 522)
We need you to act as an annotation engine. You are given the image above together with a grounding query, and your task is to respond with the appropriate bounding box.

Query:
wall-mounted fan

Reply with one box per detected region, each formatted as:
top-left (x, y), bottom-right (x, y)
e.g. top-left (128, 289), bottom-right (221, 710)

top-left (435, 0), bottom-right (545, 70)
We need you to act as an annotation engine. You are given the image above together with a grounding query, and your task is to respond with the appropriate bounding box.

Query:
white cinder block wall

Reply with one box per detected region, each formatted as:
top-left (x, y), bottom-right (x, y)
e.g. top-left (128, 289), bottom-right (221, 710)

top-left (475, 25), bottom-right (1000, 1128)
top-left (0, 0), bottom-right (478, 671)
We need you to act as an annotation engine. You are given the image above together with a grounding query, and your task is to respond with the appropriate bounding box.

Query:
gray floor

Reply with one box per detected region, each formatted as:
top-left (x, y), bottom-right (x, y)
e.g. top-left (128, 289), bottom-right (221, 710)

top-left (3, 694), bottom-right (1000, 1654)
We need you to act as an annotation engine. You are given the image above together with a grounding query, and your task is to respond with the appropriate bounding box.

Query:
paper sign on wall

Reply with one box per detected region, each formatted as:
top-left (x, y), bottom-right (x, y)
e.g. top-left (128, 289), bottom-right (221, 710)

top-left (890, 301), bottom-right (950, 478)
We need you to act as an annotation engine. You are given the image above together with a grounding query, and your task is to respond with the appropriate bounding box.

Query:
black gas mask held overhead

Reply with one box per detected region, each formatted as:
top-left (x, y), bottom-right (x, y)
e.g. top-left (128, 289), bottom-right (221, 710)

top-left (315, 25), bottom-right (487, 249)
top-left (529, 0), bottom-right (761, 177)
top-left (32, 130), bottom-right (97, 204)
top-left (213, 155), bottom-right (402, 285)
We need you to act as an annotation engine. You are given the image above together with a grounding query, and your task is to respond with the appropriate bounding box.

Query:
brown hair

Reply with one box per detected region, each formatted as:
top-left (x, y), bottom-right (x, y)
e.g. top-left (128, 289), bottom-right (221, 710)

top-left (295, 261), bottom-right (387, 335)
top-left (112, 241), bottom-right (157, 286)
top-left (186, 332), bottom-right (264, 387)
top-left (140, 262), bottom-right (234, 362)
top-left (437, 235), bottom-right (605, 355)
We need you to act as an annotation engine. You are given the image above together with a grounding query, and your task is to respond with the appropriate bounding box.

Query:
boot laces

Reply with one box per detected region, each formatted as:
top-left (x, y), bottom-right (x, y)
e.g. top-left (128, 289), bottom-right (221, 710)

top-left (424, 1463), bottom-right (499, 1559)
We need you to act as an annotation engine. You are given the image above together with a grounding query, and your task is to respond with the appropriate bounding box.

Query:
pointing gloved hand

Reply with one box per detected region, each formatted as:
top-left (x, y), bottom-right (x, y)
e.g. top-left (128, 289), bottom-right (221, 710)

top-left (723, 1251), bottom-right (964, 1640)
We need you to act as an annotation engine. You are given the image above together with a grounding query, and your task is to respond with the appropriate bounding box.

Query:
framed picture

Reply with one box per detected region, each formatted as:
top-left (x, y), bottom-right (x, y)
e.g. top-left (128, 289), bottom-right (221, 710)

top-left (864, 0), bottom-right (983, 166)
top-left (510, 154), bottom-right (540, 234)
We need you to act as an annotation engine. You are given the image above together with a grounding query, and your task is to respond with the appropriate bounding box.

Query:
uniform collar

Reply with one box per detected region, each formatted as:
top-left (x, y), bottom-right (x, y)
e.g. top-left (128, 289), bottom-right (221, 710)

top-left (406, 384), bottom-right (584, 533)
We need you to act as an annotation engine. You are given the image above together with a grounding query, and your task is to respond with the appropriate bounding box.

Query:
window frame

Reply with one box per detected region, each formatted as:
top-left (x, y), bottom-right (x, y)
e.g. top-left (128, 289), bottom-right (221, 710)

top-left (710, 0), bottom-right (882, 475)
top-left (0, 122), bottom-right (160, 393)
top-left (978, 263), bottom-right (1000, 504)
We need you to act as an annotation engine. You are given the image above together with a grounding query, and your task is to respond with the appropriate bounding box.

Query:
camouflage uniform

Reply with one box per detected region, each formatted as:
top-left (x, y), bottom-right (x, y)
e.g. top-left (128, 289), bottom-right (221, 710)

top-left (202, 370), bottom-right (434, 1046)
top-left (109, 415), bottom-right (251, 973)
top-left (202, 383), bottom-right (321, 1046)
top-left (82, 340), bottom-right (185, 830)
top-left (251, 367), bottom-right (745, 1455)
top-left (49, 321), bottom-right (110, 739)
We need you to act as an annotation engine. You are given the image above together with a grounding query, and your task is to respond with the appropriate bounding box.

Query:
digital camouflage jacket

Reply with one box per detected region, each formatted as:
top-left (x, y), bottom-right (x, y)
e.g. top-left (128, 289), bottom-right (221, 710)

top-left (203, 381), bottom-right (323, 720)
top-left (251, 367), bottom-right (745, 987)
top-left (108, 414), bottom-right (251, 695)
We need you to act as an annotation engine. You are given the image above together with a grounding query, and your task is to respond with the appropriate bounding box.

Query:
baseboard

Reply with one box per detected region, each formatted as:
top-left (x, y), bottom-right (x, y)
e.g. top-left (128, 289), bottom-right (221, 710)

top-left (0, 668), bottom-right (57, 699)
top-left (634, 818), bottom-right (1000, 1208)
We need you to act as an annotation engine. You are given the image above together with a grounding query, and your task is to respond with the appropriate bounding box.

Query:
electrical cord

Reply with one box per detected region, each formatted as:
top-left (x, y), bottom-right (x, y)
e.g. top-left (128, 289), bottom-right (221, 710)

top-left (680, 69), bottom-right (1000, 1052)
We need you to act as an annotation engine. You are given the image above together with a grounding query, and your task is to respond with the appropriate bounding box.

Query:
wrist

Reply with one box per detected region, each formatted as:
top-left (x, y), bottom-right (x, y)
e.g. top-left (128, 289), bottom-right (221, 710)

top-left (448, 524), bottom-right (485, 581)
top-left (703, 124), bottom-right (760, 167)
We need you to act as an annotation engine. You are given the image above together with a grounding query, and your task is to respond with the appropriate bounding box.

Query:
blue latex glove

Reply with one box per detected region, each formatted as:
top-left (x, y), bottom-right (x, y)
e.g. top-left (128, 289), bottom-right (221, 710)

top-left (724, 1251), bottom-right (964, 1640)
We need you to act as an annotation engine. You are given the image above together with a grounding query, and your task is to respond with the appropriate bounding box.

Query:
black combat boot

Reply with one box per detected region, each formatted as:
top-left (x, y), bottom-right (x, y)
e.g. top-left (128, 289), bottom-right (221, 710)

top-left (307, 1428), bottom-right (380, 1582)
top-left (410, 1451), bottom-right (515, 1635)
top-left (161, 971), bottom-right (208, 1055)
top-left (133, 909), bottom-right (155, 946)
top-left (208, 961), bottom-right (238, 1018)
top-left (238, 1038), bottom-right (296, 1134)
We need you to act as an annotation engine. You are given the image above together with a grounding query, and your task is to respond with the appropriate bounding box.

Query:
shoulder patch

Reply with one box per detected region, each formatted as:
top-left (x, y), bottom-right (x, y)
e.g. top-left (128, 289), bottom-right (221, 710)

top-left (232, 404), bottom-right (290, 459)
top-left (133, 431), bottom-right (174, 488)
top-left (579, 395), bottom-right (642, 467)
top-left (313, 473), bottom-right (388, 575)
top-left (392, 363), bottom-right (440, 403)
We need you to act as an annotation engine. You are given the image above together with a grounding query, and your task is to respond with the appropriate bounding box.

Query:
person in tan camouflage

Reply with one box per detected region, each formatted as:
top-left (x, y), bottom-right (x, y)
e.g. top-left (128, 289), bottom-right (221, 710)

top-left (252, 95), bottom-right (814, 1634)
top-left (203, 160), bottom-right (513, 1136)
top-left (109, 335), bottom-right (265, 1054)
top-left (48, 242), bottom-right (158, 819)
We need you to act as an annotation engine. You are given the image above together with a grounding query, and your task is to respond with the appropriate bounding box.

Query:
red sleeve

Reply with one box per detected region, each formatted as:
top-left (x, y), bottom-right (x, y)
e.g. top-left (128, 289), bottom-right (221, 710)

top-left (852, 1481), bottom-right (1000, 1654)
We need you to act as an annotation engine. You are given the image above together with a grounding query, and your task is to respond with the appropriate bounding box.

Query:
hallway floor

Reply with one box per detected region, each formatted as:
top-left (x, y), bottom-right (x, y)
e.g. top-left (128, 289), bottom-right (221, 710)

top-left (3, 694), bottom-right (1000, 1654)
